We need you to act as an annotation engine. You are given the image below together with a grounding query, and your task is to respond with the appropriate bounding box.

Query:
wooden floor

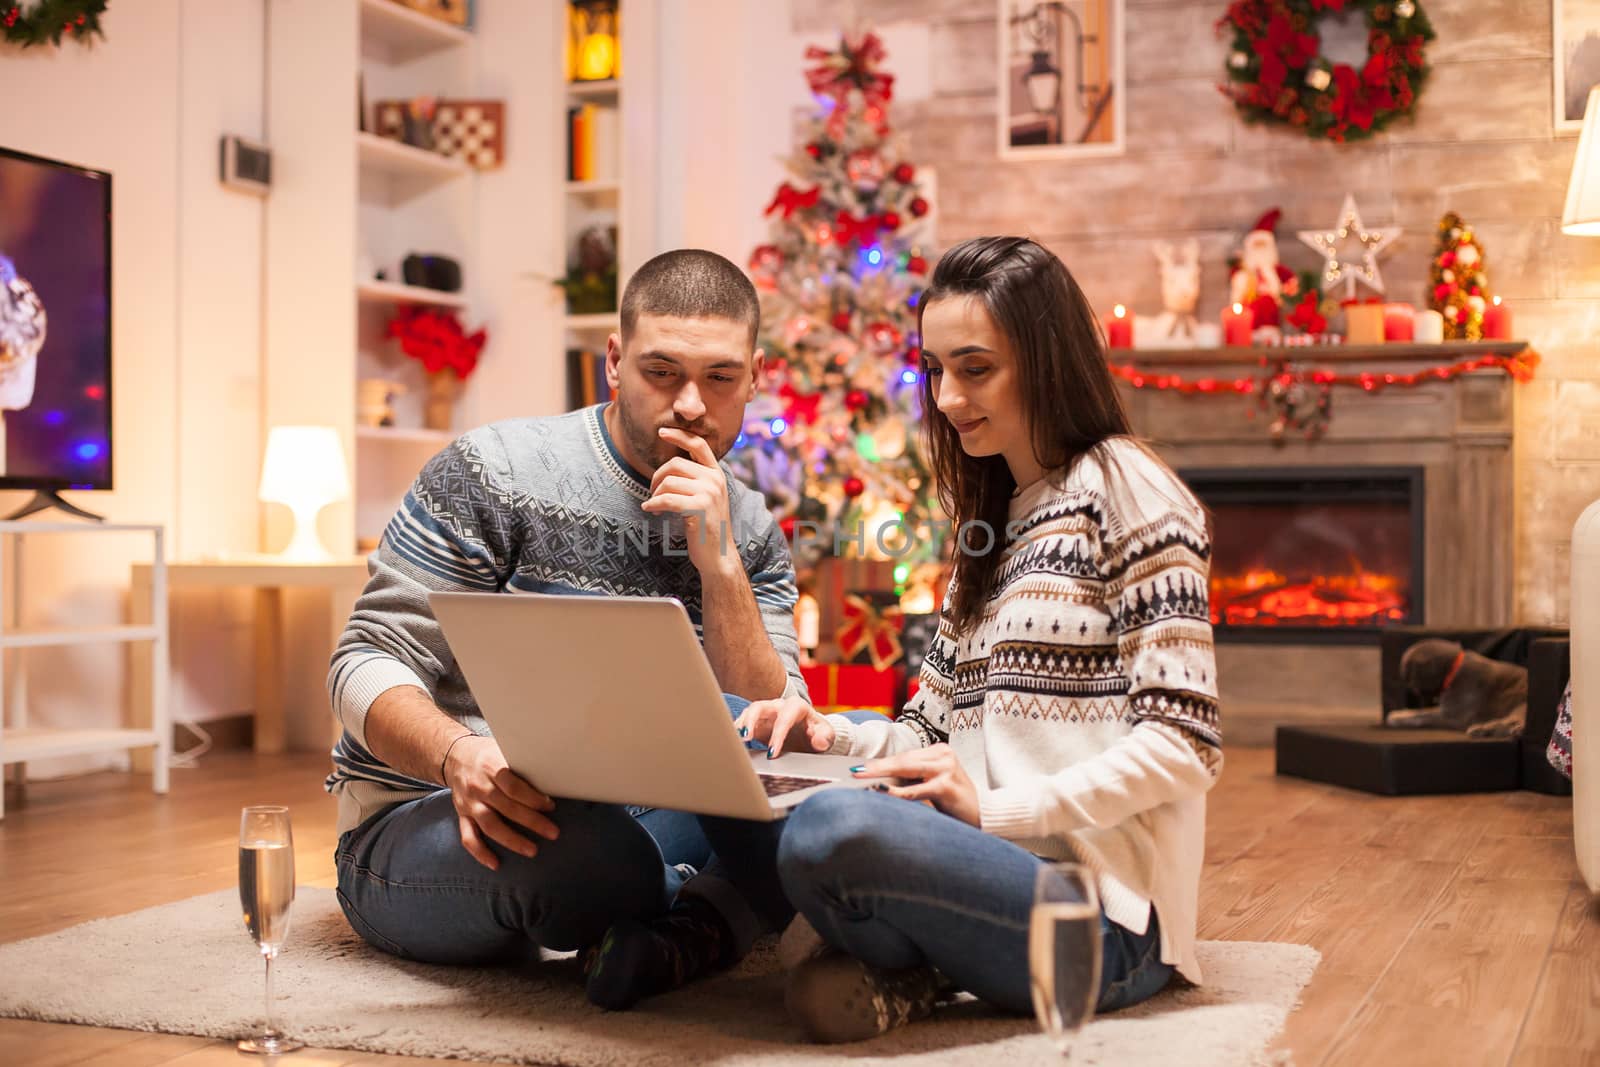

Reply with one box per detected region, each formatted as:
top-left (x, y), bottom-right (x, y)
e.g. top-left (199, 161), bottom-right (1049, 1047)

top-left (0, 747), bottom-right (1595, 1067)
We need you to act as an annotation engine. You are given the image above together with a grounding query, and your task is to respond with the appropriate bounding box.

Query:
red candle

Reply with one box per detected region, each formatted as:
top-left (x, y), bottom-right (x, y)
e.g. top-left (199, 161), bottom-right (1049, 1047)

top-left (1222, 302), bottom-right (1254, 346)
top-left (1383, 303), bottom-right (1415, 342)
top-left (1105, 304), bottom-right (1133, 349)
top-left (1481, 296), bottom-right (1512, 339)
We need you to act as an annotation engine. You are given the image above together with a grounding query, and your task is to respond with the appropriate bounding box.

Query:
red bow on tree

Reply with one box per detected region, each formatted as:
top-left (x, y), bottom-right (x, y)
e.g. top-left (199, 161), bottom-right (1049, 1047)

top-left (832, 210), bottom-right (883, 248)
top-left (765, 182), bottom-right (822, 219)
top-left (836, 594), bottom-right (903, 672)
top-left (779, 384), bottom-right (822, 426)
top-left (805, 31), bottom-right (895, 136)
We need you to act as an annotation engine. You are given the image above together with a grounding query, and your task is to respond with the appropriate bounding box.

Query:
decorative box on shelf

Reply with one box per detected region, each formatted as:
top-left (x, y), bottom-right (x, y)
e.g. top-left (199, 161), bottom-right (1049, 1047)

top-left (801, 663), bottom-right (902, 717)
top-left (392, 0), bottom-right (466, 26)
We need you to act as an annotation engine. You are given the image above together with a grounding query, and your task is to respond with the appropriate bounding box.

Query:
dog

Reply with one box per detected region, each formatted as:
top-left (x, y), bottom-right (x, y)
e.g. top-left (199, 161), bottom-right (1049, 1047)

top-left (1387, 638), bottom-right (1527, 738)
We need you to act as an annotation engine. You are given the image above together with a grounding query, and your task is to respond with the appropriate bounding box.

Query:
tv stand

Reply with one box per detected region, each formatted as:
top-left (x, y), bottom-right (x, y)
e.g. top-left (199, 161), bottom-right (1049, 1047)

top-left (2, 490), bottom-right (105, 523)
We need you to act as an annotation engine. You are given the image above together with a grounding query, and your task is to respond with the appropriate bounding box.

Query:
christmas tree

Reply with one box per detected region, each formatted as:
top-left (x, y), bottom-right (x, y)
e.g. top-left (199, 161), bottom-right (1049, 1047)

top-left (728, 30), bottom-right (940, 571)
top-left (1428, 212), bottom-right (1492, 340)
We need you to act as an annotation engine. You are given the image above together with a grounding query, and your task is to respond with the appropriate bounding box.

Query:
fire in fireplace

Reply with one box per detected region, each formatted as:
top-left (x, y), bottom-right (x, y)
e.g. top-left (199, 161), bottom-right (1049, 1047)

top-left (1180, 467), bottom-right (1425, 642)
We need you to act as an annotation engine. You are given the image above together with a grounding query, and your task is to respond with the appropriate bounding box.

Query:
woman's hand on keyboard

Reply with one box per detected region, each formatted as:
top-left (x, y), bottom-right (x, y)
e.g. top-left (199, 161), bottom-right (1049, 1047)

top-left (735, 696), bottom-right (836, 759)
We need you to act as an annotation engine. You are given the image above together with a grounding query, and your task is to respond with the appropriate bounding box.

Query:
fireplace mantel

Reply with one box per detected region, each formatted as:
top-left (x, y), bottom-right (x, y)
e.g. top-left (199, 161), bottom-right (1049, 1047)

top-left (1114, 339), bottom-right (1529, 365)
top-left (1122, 342), bottom-right (1522, 630)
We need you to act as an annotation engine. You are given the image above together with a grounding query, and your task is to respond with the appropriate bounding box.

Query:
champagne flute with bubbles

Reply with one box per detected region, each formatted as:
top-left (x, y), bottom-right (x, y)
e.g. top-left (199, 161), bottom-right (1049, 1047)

top-left (238, 805), bottom-right (303, 1055)
top-left (1029, 863), bottom-right (1102, 1056)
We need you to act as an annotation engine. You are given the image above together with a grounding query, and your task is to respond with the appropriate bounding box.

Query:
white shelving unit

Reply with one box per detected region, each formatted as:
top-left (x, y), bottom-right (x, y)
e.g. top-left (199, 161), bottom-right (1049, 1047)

top-left (357, 279), bottom-right (469, 308)
top-left (356, 130), bottom-right (472, 182)
top-left (352, 0), bottom-right (476, 548)
top-left (0, 522), bottom-right (168, 819)
top-left (358, 0), bottom-right (470, 57)
top-left (356, 425), bottom-right (455, 446)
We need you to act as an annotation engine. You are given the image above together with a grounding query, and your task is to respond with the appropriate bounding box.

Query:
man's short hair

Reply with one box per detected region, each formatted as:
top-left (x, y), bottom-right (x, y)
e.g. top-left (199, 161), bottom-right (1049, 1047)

top-left (619, 249), bottom-right (760, 349)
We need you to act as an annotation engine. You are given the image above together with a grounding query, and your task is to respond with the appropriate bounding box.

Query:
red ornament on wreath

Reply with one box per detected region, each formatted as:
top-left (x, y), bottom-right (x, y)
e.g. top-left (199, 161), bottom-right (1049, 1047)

top-left (1216, 0), bottom-right (1435, 143)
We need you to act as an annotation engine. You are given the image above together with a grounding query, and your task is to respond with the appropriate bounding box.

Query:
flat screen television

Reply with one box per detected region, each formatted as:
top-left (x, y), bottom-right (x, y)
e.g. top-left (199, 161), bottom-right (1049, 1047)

top-left (0, 145), bottom-right (111, 521)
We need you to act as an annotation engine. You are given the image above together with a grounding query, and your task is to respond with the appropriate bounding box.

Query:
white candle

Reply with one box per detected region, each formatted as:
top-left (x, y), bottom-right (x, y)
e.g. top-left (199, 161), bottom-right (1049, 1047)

top-left (795, 592), bottom-right (820, 650)
top-left (1415, 309), bottom-right (1444, 344)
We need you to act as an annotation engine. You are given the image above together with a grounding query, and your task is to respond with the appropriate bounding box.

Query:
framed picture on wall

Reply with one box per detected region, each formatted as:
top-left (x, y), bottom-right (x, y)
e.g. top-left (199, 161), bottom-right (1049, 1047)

top-left (996, 0), bottom-right (1125, 159)
top-left (1555, 0), bottom-right (1600, 133)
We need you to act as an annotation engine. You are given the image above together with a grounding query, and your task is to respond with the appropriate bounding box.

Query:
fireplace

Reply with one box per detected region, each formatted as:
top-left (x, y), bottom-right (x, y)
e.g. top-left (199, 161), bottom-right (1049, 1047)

top-left (1181, 467), bottom-right (1426, 643)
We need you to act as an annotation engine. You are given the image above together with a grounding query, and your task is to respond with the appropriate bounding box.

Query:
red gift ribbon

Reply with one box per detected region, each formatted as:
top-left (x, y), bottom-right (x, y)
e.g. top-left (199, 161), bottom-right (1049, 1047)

top-left (836, 594), bottom-right (903, 672)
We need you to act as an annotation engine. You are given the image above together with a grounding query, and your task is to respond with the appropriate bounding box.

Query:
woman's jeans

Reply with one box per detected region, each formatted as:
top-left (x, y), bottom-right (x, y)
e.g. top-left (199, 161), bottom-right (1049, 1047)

top-left (778, 788), bottom-right (1175, 1014)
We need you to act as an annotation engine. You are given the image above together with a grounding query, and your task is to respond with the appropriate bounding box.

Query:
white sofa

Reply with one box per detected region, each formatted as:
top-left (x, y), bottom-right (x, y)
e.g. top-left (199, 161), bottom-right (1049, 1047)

top-left (1572, 499), bottom-right (1600, 894)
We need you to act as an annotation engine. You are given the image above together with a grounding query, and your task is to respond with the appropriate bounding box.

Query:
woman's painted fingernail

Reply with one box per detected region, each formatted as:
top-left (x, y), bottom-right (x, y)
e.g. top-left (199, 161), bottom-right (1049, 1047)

top-left (766, 749), bottom-right (779, 760)
top-left (738, 726), bottom-right (748, 737)
top-left (849, 765), bottom-right (865, 774)
top-left (872, 783), bottom-right (890, 793)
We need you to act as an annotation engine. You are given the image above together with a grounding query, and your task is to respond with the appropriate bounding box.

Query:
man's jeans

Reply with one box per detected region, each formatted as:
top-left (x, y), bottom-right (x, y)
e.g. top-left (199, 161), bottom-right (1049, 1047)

top-left (777, 788), bottom-right (1175, 1014)
top-left (335, 695), bottom-right (789, 963)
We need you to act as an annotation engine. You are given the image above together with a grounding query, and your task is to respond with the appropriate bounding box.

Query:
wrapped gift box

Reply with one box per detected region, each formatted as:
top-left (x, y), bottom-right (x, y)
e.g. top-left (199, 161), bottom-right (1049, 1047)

top-left (802, 663), bottom-right (902, 716)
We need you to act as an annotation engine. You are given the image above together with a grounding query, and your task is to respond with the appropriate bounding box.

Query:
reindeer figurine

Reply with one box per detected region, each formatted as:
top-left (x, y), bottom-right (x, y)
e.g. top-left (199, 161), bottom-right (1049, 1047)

top-left (1152, 240), bottom-right (1201, 341)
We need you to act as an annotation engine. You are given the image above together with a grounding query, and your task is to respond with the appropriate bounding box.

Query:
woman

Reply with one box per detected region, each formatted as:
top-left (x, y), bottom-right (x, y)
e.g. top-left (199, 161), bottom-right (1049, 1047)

top-left (738, 236), bottom-right (1223, 1043)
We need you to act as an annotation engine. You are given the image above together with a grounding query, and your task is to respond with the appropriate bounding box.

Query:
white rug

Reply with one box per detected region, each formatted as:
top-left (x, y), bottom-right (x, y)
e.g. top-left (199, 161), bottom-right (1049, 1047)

top-left (0, 888), bottom-right (1318, 1066)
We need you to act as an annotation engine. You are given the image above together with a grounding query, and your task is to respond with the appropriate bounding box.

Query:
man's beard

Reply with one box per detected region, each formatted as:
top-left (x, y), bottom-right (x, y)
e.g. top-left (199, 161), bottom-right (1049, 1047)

top-left (615, 395), bottom-right (724, 472)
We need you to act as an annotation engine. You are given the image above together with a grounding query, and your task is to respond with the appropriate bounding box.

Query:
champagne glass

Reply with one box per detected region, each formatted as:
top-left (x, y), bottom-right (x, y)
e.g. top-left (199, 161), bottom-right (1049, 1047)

top-left (238, 805), bottom-right (303, 1055)
top-left (1029, 863), bottom-right (1102, 1056)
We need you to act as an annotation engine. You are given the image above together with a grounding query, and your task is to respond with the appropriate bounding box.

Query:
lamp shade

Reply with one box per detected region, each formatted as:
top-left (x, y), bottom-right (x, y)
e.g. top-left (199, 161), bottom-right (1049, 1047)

top-left (1563, 87), bottom-right (1600, 237)
top-left (258, 426), bottom-right (350, 509)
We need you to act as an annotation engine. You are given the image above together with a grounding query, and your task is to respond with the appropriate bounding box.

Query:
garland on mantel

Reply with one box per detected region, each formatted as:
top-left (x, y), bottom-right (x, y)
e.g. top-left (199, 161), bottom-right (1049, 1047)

top-left (3, 0), bottom-right (107, 48)
top-left (1110, 348), bottom-right (1540, 441)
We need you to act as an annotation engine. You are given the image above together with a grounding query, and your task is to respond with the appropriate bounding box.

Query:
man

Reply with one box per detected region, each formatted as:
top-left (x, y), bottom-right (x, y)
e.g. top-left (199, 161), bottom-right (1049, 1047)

top-left (325, 249), bottom-right (802, 1008)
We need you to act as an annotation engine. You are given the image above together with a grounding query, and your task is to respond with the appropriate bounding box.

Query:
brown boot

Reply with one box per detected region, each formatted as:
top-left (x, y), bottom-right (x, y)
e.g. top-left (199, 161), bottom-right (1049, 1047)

top-left (785, 953), bottom-right (943, 1043)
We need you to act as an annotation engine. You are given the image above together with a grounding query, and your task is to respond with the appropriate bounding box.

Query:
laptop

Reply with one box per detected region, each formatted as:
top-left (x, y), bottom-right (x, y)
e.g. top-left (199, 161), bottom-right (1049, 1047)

top-left (427, 591), bottom-right (879, 822)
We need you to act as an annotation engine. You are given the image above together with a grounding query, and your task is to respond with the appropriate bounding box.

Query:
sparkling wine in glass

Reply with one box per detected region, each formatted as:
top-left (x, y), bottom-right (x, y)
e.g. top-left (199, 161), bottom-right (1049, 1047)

top-left (1029, 862), bottom-right (1102, 1056)
top-left (238, 805), bottom-right (303, 1055)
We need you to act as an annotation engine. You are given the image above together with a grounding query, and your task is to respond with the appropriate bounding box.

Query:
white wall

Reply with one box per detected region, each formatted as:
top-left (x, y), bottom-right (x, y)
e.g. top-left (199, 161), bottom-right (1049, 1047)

top-left (0, 0), bottom-right (266, 770)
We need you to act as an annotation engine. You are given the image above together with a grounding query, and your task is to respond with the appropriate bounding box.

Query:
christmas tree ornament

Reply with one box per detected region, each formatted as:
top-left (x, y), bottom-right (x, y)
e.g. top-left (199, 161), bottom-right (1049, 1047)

top-left (1297, 194), bottom-right (1401, 300)
top-left (845, 149), bottom-right (886, 188)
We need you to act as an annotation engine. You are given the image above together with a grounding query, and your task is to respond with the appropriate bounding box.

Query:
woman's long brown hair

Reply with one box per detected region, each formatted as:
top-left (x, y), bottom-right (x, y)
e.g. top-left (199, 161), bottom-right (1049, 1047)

top-left (919, 236), bottom-right (1133, 633)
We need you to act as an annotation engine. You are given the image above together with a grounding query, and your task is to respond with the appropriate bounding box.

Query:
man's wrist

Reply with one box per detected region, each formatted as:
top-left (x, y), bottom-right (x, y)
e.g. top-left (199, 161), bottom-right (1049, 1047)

top-left (439, 730), bottom-right (479, 785)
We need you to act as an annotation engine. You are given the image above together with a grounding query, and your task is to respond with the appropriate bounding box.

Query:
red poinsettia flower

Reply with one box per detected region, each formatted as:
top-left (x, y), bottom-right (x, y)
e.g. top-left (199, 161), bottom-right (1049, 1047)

top-left (1403, 34), bottom-right (1426, 67)
top-left (386, 308), bottom-right (487, 380)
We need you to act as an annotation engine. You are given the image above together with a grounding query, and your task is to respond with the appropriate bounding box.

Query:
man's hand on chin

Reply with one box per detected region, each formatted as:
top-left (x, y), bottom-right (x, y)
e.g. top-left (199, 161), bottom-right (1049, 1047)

top-left (642, 426), bottom-right (738, 576)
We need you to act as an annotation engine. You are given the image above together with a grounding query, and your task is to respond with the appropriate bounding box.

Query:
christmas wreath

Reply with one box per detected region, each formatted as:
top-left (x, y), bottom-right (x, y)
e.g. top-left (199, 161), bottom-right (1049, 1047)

top-left (1217, 0), bottom-right (1434, 143)
top-left (2, 0), bottom-right (108, 48)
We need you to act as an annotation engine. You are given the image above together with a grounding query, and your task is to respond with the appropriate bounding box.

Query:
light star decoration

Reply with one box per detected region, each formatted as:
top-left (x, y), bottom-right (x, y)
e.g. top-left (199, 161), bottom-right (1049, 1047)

top-left (1296, 194), bottom-right (1403, 300)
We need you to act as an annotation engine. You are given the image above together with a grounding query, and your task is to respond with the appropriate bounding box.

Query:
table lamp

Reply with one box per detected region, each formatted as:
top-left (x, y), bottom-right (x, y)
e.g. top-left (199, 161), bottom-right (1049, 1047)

top-left (258, 426), bottom-right (350, 562)
top-left (1563, 87), bottom-right (1600, 237)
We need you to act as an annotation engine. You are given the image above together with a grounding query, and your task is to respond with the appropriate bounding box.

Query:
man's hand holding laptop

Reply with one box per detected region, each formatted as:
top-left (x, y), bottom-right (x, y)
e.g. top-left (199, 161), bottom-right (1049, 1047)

top-left (440, 731), bottom-right (560, 870)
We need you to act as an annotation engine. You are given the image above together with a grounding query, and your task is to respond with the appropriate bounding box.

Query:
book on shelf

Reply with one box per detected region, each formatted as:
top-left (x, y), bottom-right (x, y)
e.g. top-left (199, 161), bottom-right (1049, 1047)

top-left (566, 103), bottom-right (618, 182)
top-left (565, 348), bottom-right (613, 410)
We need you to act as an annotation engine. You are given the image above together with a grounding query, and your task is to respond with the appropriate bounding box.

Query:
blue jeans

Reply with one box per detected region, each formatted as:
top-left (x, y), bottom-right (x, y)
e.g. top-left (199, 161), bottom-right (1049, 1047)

top-left (335, 695), bottom-right (790, 963)
top-left (777, 788), bottom-right (1175, 1015)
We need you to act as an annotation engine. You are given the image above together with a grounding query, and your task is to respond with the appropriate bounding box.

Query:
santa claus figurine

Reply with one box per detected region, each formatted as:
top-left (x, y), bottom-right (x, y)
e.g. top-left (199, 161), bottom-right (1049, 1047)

top-left (1229, 208), bottom-right (1299, 338)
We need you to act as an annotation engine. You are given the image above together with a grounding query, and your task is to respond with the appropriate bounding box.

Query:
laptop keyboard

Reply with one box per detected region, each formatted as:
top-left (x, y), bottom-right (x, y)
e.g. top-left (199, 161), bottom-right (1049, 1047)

top-left (759, 772), bottom-right (834, 798)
